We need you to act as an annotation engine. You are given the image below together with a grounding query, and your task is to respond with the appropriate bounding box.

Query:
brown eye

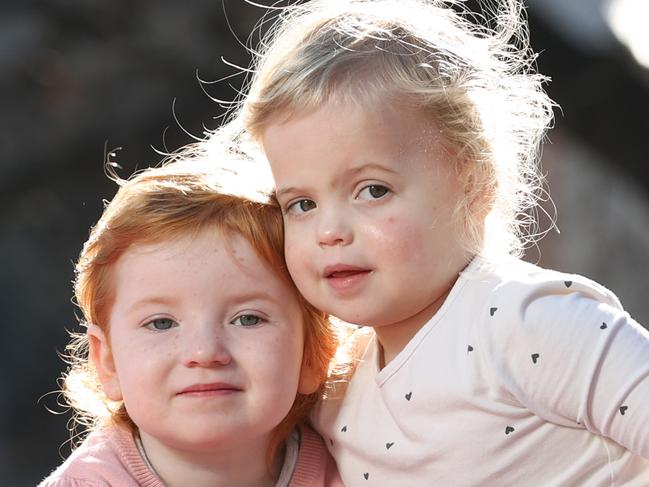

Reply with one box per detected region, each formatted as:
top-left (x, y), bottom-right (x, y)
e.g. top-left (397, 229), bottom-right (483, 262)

top-left (299, 199), bottom-right (317, 211)
top-left (288, 199), bottom-right (317, 214)
top-left (358, 185), bottom-right (390, 200)
top-left (368, 185), bottom-right (389, 198)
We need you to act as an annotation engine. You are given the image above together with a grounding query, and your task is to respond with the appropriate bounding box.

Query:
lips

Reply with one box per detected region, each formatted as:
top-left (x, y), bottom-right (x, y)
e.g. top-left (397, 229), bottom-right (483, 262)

top-left (322, 264), bottom-right (371, 293)
top-left (177, 383), bottom-right (242, 396)
top-left (323, 264), bottom-right (370, 278)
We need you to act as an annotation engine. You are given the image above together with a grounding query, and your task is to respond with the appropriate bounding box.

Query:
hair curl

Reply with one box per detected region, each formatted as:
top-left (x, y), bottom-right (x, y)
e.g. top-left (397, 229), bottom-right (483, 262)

top-left (228, 0), bottom-right (555, 256)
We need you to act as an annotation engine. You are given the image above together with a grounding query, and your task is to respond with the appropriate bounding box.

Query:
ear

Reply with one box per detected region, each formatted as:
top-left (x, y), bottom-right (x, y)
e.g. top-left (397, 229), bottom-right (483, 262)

top-left (461, 160), bottom-right (494, 219)
top-left (297, 358), bottom-right (322, 395)
top-left (87, 324), bottom-right (123, 402)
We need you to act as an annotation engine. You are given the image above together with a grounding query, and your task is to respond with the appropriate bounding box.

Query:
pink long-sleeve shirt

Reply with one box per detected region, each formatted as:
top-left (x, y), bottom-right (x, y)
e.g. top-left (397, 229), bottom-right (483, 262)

top-left (40, 423), bottom-right (341, 486)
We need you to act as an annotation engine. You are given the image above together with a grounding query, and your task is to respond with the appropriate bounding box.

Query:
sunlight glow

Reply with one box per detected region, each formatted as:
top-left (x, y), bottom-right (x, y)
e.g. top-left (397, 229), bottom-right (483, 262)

top-left (606, 0), bottom-right (649, 69)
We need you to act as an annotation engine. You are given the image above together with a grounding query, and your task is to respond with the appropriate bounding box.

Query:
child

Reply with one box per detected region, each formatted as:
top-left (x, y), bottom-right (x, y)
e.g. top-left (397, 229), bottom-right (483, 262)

top-left (40, 155), bottom-right (343, 486)
top-left (226, 0), bottom-right (649, 484)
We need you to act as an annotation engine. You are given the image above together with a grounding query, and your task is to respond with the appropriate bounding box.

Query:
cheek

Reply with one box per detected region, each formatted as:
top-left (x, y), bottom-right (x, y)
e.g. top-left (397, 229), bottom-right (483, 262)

top-left (276, 337), bottom-right (303, 383)
top-left (255, 334), bottom-right (303, 398)
top-left (365, 217), bottom-right (426, 261)
top-left (284, 238), bottom-right (311, 282)
top-left (112, 341), bottom-right (167, 389)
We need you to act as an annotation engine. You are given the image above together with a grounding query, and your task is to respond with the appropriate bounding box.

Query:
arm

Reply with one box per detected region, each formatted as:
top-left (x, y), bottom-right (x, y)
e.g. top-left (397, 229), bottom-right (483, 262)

top-left (490, 279), bottom-right (649, 458)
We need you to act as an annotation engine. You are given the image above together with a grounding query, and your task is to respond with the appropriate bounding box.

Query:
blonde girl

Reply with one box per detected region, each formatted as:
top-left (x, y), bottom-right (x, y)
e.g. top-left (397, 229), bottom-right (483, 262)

top-left (218, 0), bottom-right (649, 484)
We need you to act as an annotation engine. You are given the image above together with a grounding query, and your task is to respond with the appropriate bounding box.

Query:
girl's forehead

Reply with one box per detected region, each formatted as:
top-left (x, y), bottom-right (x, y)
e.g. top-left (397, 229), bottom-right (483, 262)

top-left (265, 93), bottom-right (451, 159)
top-left (110, 230), bottom-right (296, 302)
top-left (263, 87), bottom-right (400, 134)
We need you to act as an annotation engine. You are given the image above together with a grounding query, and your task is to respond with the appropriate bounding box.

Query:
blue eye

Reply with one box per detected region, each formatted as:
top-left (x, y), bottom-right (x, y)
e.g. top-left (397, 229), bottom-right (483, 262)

top-left (144, 317), bottom-right (177, 331)
top-left (231, 314), bottom-right (264, 327)
top-left (357, 185), bottom-right (390, 200)
top-left (287, 199), bottom-right (316, 214)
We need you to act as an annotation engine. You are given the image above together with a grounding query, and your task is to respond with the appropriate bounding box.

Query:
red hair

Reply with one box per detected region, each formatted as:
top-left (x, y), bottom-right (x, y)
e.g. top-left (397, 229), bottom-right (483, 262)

top-left (64, 157), bottom-right (337, 468)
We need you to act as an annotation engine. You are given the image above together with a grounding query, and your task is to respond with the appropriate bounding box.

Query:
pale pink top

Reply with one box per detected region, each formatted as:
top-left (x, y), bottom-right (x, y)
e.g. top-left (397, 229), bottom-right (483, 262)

top-left (313, 256), bottom-right (649, 486)
top-left (39, 422), bottom-right (342, 486)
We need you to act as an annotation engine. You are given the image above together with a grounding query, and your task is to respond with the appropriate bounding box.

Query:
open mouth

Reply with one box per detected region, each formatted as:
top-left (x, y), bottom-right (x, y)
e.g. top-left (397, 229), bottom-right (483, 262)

top-left (322, 265), bottom-right (372, 292)
top-left (326, 269), bottom-right (370, 279)
top-left (323, 265), bottom-right (371, 279)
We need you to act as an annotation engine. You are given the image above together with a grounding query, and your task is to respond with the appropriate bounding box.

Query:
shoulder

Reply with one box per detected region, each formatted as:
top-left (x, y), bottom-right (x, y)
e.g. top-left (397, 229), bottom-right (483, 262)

top-left (473, 256), bottom-right (622, 326)
top-left (466, 258), bottom-right (649, 428)
top-left (38, 427), bottom-right (120, 487)
top-left (473, 257), bottom-right (637, 375)
top-left (290, 424), bottom-right (343, 487)
top-left (470, 257), bottom-right (629, 365)
top-left (468, 255), bottom-right (617, 300)
top-left (38, 423), bottom-right (155, 487)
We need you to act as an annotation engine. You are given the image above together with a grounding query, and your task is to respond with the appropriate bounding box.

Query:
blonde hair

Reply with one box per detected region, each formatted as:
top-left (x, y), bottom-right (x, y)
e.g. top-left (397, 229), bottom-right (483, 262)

top-left (62, 154), bottom-right (337, 466)
top-left (231, 0), bottom-right (555, 256)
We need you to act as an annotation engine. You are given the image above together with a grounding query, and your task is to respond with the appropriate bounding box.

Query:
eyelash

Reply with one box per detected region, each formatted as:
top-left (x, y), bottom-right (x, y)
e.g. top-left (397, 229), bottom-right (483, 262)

top-left (356, 184), bottom-right (391, 200)
top-left (286, 198), bottom-right (316, 215)
top-left (285, 183), bottom-right (391, 214)
top-left (231, 314), bottom-right (266, 327)
top-left (143, 317), bottom-right (177, 331)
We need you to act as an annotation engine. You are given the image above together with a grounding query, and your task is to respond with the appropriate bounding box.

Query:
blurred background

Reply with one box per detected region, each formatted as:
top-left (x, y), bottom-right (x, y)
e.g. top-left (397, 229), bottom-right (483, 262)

top-left (2, 0), bottom-right (648, 484)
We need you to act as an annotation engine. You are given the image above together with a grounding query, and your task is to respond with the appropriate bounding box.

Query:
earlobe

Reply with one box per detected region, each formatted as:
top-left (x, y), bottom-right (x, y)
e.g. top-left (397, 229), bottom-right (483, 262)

top-left (87, 324), bottom-right (123, 402)
top-left (297, 360), bottom-right (322, 395)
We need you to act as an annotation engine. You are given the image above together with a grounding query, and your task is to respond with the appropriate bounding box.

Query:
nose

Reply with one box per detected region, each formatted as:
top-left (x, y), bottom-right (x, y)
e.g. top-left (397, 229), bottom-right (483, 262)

top-left (182, 325), bottom-right (232, 367)
top-left (317, 207), bottom-right (353, 247)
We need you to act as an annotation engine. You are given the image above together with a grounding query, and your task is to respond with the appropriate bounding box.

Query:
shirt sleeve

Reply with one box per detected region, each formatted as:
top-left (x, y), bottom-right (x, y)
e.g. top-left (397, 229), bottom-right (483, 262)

top-left (38, 475), bottom-right (107, 487)
top-left (486, 277), bottom-right (649, 459)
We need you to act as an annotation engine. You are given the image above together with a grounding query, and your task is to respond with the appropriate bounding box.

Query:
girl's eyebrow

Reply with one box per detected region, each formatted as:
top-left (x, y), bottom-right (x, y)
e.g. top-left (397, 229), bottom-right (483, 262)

top-left (275, 185), bottom-right (301, 200)
top-left (124, 292), bottom-right (284, 315)
top-left (344, 162), bottom-right (399, 178)
top-left (121, 296), bottom-right (179, 315)
top-left (225, 290), bottom-right (284, 308)
top-left (276, 162), bottom-right (399, 199)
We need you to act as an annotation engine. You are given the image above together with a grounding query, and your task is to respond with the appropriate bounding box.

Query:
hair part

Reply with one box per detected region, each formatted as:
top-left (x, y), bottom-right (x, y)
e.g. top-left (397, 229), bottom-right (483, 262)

top-left (234, 0), bottom-right (555, 256)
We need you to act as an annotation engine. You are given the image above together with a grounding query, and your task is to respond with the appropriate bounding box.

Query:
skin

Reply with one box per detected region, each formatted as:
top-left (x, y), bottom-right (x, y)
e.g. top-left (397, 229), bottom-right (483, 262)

top-left (89, 229), bottom-right (316, 487)
top-left (262, 98), bottom-right (472, 365)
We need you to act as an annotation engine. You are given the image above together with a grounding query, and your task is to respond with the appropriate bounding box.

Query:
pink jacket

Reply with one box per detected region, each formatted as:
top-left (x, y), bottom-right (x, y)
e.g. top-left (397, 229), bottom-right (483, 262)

top-left (39, 423), bottom-right (342, 486)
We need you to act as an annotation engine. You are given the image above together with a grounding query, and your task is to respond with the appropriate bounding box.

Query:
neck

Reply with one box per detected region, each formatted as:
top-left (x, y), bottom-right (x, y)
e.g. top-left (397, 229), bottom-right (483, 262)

top-left (375, 255), bottom-right (472, 367)
top-left (375, 286), bottom-right (452, 367)
top-left (139, 430), bottom-right (280, 487)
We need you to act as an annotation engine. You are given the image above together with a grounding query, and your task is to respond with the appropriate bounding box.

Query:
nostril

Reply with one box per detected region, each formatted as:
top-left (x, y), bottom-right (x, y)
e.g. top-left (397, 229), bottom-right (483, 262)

top-left (183, 339), bottom-right (232, 367)
top-left (318, 228), bottom-right (352, 247)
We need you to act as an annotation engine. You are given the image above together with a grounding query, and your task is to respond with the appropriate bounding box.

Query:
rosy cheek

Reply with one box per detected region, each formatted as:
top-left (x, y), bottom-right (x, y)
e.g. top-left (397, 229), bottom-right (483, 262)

top-left (365, 218), bottom-right (424, 259)
top-left (285, 241), bottom-right (310, 278)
